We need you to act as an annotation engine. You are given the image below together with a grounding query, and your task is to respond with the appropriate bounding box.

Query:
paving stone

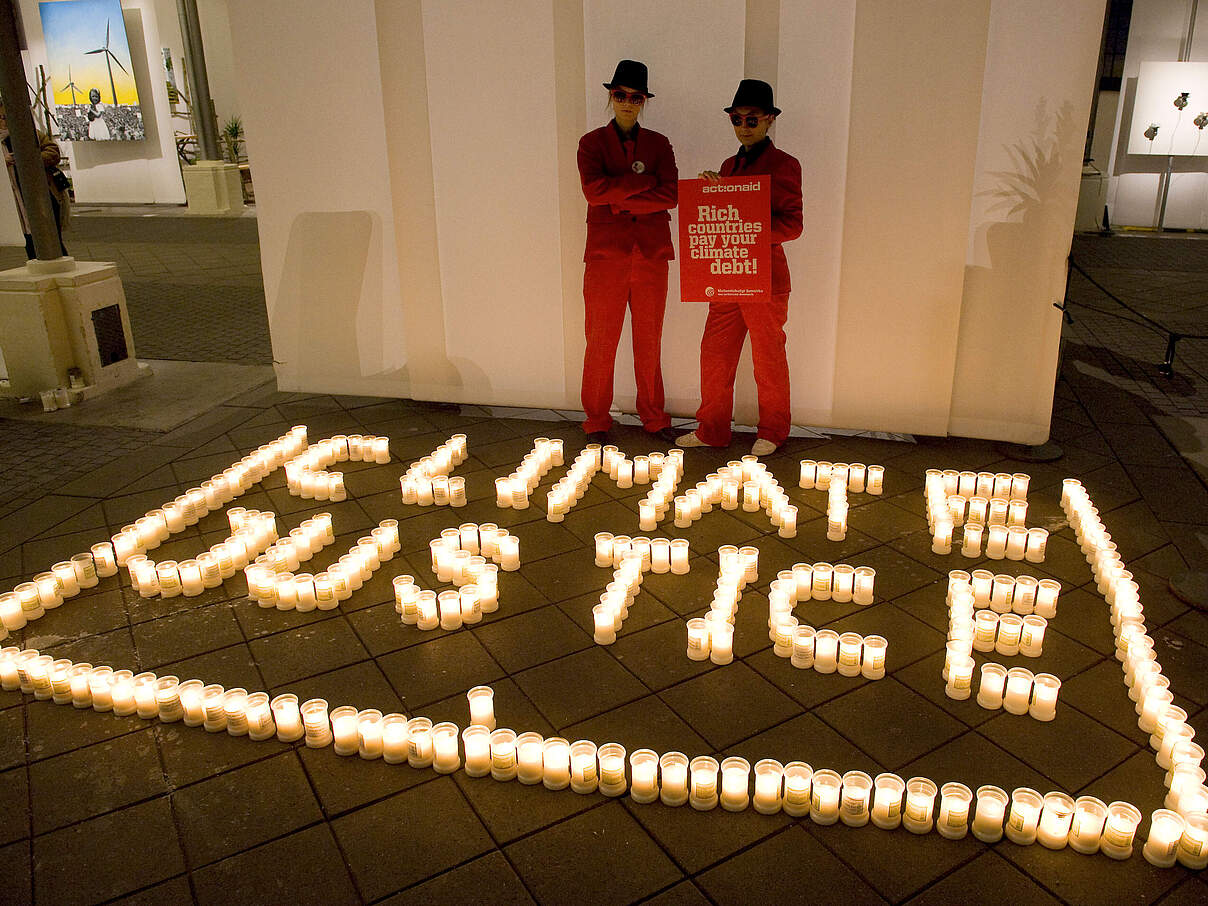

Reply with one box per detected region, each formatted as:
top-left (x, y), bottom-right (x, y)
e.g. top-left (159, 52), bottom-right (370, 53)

top-left (659, 660), bottom-right (800, 751)
top-left (506, 801), bottom-right (681, 905)
top-left (379, 851), bottom-right (535, 906)
top-left (514, 647), bottom-right (648, 730)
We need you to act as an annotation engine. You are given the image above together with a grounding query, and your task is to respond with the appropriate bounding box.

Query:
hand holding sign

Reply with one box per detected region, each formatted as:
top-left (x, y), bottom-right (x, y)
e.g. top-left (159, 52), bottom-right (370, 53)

top-left (678, 175), bottom-right (772, 303)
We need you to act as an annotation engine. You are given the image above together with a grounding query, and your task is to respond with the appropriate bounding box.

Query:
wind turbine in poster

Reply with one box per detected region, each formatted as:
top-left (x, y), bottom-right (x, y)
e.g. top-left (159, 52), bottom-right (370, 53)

top-left (38, 0), bottom-right (146, 141)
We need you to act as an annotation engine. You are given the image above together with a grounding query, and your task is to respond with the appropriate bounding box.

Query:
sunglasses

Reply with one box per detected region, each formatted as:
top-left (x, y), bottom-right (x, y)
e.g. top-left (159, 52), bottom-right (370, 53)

top-left (610, 90), bottom-right (647, 105)
top-left (729, 113), bottom-right (768, 128)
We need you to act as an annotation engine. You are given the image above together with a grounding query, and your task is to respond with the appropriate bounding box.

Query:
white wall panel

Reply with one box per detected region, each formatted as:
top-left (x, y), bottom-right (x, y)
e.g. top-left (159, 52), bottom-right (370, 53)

top-left (421, 0), bottom-right (567, 406)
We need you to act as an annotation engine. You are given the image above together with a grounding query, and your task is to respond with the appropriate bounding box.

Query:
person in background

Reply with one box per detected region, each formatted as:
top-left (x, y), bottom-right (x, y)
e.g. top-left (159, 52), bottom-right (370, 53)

top-left (0, 95), bottom-right (70, 259)
top-left (577, 59), bottom-right (679, 445)
top-left (678, 79), bottom-right (802, 457)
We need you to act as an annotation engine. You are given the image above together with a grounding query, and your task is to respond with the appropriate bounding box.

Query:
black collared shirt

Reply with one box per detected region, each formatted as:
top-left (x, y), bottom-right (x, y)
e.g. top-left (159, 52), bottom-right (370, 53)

top-left (733, 137), bottom-right (771, 171)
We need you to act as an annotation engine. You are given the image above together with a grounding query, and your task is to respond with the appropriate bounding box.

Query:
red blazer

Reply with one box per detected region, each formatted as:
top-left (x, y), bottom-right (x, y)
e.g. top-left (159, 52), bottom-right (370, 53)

top-left (720, 140), bottom-right (802, 294)
top-left (578, 122), bottom-right (678, 261)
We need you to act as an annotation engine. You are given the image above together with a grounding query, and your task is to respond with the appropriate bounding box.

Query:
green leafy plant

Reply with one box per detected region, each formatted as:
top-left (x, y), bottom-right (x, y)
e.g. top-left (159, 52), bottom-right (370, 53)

top-left (223, 114), bottom-right (244, 162)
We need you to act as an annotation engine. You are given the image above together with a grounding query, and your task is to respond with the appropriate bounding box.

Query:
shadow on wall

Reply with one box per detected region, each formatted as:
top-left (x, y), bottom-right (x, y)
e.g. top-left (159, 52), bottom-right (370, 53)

top-left (957, 99), bottom-right (1080, 432)
top-left (272, 210), bottom-right (491, 397)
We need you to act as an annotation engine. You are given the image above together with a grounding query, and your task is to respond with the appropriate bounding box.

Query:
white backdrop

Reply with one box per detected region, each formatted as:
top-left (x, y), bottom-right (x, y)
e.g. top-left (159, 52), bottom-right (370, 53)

top-left (225, 0), bottom-right (1102, 444)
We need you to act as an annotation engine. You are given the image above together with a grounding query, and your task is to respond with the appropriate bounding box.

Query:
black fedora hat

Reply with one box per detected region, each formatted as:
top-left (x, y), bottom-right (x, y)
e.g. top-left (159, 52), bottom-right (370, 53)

top-left (604, 60), bottom-right (653, 98)
top-left (724, 79), bottom-right (780, 116)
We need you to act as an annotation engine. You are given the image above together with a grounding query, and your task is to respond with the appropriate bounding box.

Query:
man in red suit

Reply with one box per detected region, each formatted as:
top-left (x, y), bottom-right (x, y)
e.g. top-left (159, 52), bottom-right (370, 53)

top-left (679, 79), bottom-right (802, 456)
top-left (577, 60), bottom-right (679, 445)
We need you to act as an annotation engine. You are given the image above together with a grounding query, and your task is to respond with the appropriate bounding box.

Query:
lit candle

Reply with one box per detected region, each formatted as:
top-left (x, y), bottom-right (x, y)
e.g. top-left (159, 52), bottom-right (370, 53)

top-left (814, 630), bottom-right (839, 674)
top-left (670, 539), bottom-right (690, 575)
top-left (932, 520), bottom-right (953, 555)
top-left (1025, 528), bottom-right (1048, 563)
top-left (67, 663), bottom-right (94, 709)
top-left (1003, 668), bottom-right (1034, 716)
top-left (960, 524), bottom-right (983, 558)
top-left (660, 752), bottom-right (689, 807)
top-left (800, 459), bottom-right (817, 488)
top-left (1037, 791), bottom-right (1075, 849)
top-left (811, 563), bottom-right (833, 601)
top-left (860, 635), bottom-right (887, 680)
top-left (903, 777), bottom-right (937, 834)
top-left (91, 542), bottom-right (118, 577)
top-left (1144, 809), bottom-right (1186, 868)
top-left (1003, 526), bottom-right (1026, 561)
top-left (946, 654), bottom-right (975, 701)
top-left (974, 610), bottom-right (999, 653)
top-left (791, 625), bottom-right (816, 670)
top-left (456, 724), bottom-right (488, 775)
top-left (869, 773), bottom-right (905, 830)
top-left (840, 771), bottom-right (873, 827)
top-left (1019, 615), bottom-right (1046, 658)
top-left (989, 574), bottom-right (1014, 613)
top-left (301, 698), bottom-right (333, 748)
top-left (1035, 579), bottom-right (1060, 618)
top-left (853, 567), bottom-right (875, 606)
top-left (720, 757), bottom-right (751, 812)
top-left (110, 670), bottom-right (136, 716)
top-left (1006, 788), bottom-right (1043, 845)
top-left (500, 535), bottom-right (520, 571)
top-left (782, 762), bottom-right (813, 818)
top-left (709, 620), bottom-right (734, 666)
top-left (1029, 674), bottom-right (1060, 722)
top-left (832, 565), bottom-right (855, 603)
top-left (630, 749), bottom-right (659, 804)
top-left (995, 614), bottom-right (1023, 657)
top-left (570, 740), bottom-right (598, 794)
top-left (594, 604), bottom-right (617, 645)
top-left (1177, 813), bottom-right (1208, 869)
top-left (752, 759), bottom-right (783, 814)
top-left (690, 756), bottom-right (720, 811)
top-left (972, 785), bottom-right (1009, 842)
top-left (837, 633), bottom-right (863, 677)
top-left (1067, 796), bottom-right (1108, 855)
top-left (543, 737), bottom-right (571, 790)
top-left (431, 721), bottom-right (460, 773)
top-left (598, 742), bottom-right (627, 797)
top-left (938, 782), bottom-right (973, 840)
top-left (331, 706), bottom-right (360, 755)
top-left (486, 728), bottom-right (516, 780)
top-left (1100, 801), bottom-right (1143, 859)
top-left (810, 769), bottom-right (842, 825)
top-left (866, 465), bottom-right (884, 494)
top-left (202, 683), bottom-right (228, 732)
top-left (686, 618), bottom-right (711, 661)
top-left (985, 524), bottom-right (1008, 560)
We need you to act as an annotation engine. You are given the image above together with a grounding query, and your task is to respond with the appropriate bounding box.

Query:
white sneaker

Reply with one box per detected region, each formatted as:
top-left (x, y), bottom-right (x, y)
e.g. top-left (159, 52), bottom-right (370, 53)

top-left (751, 438), bottom-right (778, 456)
top-left (676, 431), bottom-right (708, 448)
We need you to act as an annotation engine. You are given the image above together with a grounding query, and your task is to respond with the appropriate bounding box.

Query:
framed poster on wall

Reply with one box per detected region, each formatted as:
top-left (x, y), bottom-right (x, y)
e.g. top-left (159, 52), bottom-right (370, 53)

top-left (38, 0), bottom-right (146, 141)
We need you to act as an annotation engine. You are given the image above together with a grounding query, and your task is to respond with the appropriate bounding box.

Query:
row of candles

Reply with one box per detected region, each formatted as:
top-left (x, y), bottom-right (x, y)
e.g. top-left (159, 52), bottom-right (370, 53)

top-left (944, 570), bottom-right (1059, 720)
top-left (635, 449), bottom-right (685, 529)
top-left (126, 512), bottom-right (279, 599)
top-left (0, 427), bottom-right (311, 638)
top-left (685, 545), bottom-right (758, 664)
top-left (496, 438), bottom-right (565, 509)
top-left (665, 456), bottom-right (804, 538)
top-left (770, 619), bottom-right (888, 678)
top-left (1062, 479), bottom-right (1208, 867)
top-left (924, 469), bottom-right (1048, 561)
top-left (5, 649), bottom-right (1192, 865)
top-left (390, 524), bottom-right (516, 629)
top-left (593, 537), bottom-right (694, 644)
top-left (400, 434), bottom-right (469, 506)
top-left (285, 433), bottom-right (393, 501)
top-left (547, 444), bottom-right (606, 521)
top-left (798, 461), bottom-right (888, 542)
top-left (950, 568), bottom-right (1061, 618)
top-left (245, 518), bottom-right (401, 611)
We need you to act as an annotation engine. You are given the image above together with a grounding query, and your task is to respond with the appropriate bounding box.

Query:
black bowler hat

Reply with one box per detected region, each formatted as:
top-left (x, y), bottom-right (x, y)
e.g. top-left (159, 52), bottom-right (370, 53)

top-left (724, 79), bottom-right (780, 116)
top-left (604, 60), bottom-right (653, 98)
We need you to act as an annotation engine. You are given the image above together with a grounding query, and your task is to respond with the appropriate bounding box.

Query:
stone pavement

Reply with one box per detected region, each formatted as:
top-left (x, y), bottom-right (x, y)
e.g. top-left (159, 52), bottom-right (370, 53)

top-left (0, 217), bottom-right (1204, 905)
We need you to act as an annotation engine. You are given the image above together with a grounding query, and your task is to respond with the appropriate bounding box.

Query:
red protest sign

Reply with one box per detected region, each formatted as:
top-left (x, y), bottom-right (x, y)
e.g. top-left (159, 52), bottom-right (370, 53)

top-left (678, 175), bottom-right (771, 303)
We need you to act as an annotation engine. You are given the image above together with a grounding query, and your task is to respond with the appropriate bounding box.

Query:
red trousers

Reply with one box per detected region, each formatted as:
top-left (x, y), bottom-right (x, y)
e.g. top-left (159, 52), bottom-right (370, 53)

top-left (581, 251), bottom-right (671, 433)
top-left (695, 295), bottom-right (791, 446)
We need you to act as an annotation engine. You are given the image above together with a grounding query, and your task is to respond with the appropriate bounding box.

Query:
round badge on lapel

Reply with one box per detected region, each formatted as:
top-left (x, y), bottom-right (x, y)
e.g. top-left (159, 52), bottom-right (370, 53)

top-left (632, 161), bottom-right (645, 174)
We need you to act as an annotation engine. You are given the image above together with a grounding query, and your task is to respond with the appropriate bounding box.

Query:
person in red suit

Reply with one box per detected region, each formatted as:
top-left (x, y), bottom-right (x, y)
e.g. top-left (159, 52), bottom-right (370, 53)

top-left (577, 60), bottom-right (679, 445)
top-left (678, 79), bottom-right (802, 457)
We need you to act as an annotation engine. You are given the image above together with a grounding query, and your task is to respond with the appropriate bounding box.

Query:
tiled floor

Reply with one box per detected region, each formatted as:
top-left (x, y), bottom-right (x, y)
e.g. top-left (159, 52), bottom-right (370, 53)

top-left (0, 221), bottom-right (1205, 904)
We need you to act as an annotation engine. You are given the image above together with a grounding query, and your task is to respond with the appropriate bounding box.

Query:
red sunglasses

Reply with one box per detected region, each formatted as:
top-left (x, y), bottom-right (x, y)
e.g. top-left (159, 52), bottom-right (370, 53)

top-left (610, 90), bottom-right (647, 105)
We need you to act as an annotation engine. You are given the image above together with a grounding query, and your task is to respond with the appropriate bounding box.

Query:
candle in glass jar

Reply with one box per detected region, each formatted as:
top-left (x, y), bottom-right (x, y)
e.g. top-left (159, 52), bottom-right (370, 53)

top-left (810, 769), bottom-right (842, 825)
top-left (379, 714), bottom-right (408, 764)
top-left (871, 773), bottom-right (905, 830)
top-left (1019, 615), bottom-right (1046, 657)
top-left (985, 524), bottom-right (1009, 559)
top-left (690, 756), bottom-right (720, 811)
top-left (660, 752), bottom-right (689, 807)
top-left (1006, 788), bottom-right (1043, 844)
top-left (853, 567), bottom-right (875, 606)
top-left (720, 757), bottom-right (751, 811)
top-left (972, 785), bottom-right (1009, 842)
top-left (974, 611), bottom-right (999, 653)
top-left (791, 625), bottom-right (816, 669)
top-left (1025, 528), bottom-right (1048, 563)
top-left (1144, 809), bottom-right (1186, 867)
top-left (861, 635), bottom-right (887, 680)
top-left (542, 737), bottom-right (571, 790)
top-left (1005, 526), bottom-right (1028, 561)
top-left (407, 717), bottom-right (434, 768)
top-left (960, 524), bottom-right (983, 558)
top-left (709, 620), bottom-right (734, 666)
top-left (570, 740), bottom-right (598, 793)
top-left (752, 759), bottom-right (783, 814)
top-left (840, 771), bottom-right (873, 827)
top-left (946, 654), bottom-right (975, 701)
top-left (330, 706), bottom-right (359, 755)
top-left (1003, 668), bottom-right (1034, 716)
top-left (461, 725), bottom-right (491, 775)
top-left (837, 633), bottom-right (863, 677)
top-left (1177, 813), bottom-right (1208, 869)
top-left (938, 782), bottom-right (973, 840)
top-left (1100, 801), bottom-right (1142, 859)
top-left (489, 728), bottom-right (518, 781)
top-left (1065, 796), bottom-right (1108, 855)
top-left (598, 743), bottom-right (627, 797)
top-left (629, 749), bottom-right (659, 804)
top-left (1029, 674), bottom-right (1060, 722)
top-left (995, 613), bottom-right (1023, 657)
top-left (431, 721), bottom-right (460, 773)
top-left (1037, 792), bottom-right (1074, 849)
top-left (814, 630), bottom-right (839, 674)
top-left (776, 761), bottom-right (810, 818)
top-left (903, 777), bottom-right (937, 834)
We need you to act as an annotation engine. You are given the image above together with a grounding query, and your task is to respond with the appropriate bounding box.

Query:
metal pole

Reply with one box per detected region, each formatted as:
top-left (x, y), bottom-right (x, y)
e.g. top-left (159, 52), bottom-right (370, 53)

top-left (0, 0), bottom-right (60, 260)
top-left (176, 0), bottom-right (221, 161)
